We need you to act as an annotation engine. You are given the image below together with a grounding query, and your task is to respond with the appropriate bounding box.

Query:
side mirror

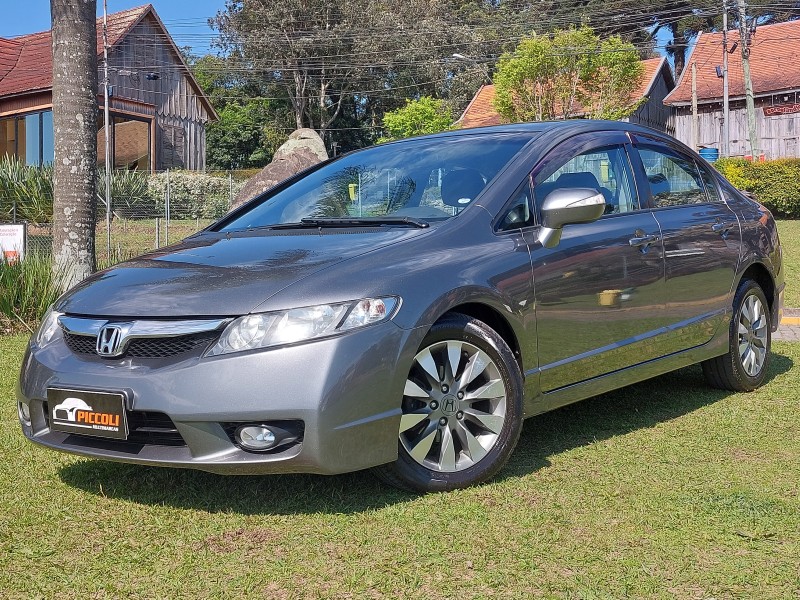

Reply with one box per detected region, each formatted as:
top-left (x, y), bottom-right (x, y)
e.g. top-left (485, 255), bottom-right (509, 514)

top-left (538, 187), bottom-right (606, 248)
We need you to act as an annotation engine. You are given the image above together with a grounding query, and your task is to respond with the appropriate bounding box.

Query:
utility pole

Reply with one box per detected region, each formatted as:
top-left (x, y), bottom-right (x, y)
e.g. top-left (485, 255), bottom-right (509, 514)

top-left (102, 0), bottom-right (112, 262)
top-left (737, 0), bottom-right (759, 159)
top-left (692, 62), bottom-right (699, 150)
top-left (722, 1), bottom-right (730, 157)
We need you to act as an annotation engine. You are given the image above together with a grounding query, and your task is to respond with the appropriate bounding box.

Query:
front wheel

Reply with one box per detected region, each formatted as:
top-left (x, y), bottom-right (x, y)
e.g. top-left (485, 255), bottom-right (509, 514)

top-left (702, 279), bottom-right (772, 392)
top-left (373, 313), bottom-right (523, 493)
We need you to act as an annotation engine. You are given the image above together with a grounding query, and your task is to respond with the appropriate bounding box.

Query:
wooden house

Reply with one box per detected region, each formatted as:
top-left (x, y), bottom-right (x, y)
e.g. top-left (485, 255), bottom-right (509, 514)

top-left (664, 20), bottom-right (800, 159)
top-left (458, 57), bottom-right (675, 133)
top-left (0, 4), bottom-right (217, 171)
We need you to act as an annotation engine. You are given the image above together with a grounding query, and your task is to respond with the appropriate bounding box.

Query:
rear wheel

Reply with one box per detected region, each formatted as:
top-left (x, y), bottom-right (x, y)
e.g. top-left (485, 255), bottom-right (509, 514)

top-left (373, 313), bottom-right (523, 492)
top-left (702, 279), bottom-right (771, 391)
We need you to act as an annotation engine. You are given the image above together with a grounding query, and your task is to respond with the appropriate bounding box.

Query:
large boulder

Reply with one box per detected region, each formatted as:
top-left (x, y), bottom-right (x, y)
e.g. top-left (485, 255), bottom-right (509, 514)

top-left (233, 128), bottom-right (328, 208)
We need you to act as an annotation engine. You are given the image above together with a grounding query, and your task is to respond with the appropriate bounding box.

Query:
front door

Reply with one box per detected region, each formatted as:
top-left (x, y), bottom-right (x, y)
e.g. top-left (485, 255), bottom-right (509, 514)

top-left (530, 135), bottom-right (668, 392)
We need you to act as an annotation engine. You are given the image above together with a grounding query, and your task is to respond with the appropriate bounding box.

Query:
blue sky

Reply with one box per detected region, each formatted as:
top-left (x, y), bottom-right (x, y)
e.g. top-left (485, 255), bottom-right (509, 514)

top-left (0, 1), bottom-right (226, 54)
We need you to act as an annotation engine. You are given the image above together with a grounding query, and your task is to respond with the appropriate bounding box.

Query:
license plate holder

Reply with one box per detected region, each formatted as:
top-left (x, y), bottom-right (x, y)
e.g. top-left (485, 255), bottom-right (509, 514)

top-left (47, 388), bottom-right (129, 440)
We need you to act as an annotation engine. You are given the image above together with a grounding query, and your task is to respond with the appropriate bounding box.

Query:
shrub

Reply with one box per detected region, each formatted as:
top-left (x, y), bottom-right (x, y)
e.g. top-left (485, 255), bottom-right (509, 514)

top-left (0, 159), bottom-right (247, 224)
top-left (0, 156), bottom-right (53, 225)
top-left (147, 170), bottom-right (244, 219)
top-left (97, 168), bottom-right (152, 219)
top-left (0, 256), bottom-right (61, 332)
top-left (715, 158), bottom-right (800, 218)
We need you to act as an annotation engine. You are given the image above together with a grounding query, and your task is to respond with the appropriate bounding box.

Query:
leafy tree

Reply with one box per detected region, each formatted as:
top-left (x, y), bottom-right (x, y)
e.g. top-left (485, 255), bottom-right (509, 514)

top-left (379, 97), bottom-right (454, 142)
top-left (493, 28), bottom-right (598, 122)
top-left (205, 102), bottom-right (284, 170)
top-left (212, 0), bottom-right (491, 148)
top-left (584, 36), bottom-right (645, 120)
top-left (493, 28), bottom-right (643, 123)
top-left (185, 53), bottom-right (292, 170)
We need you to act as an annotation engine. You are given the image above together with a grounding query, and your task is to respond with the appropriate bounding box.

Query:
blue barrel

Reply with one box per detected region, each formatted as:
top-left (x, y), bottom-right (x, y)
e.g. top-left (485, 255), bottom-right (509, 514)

top-left (699, 147), bottom-right (720, 162)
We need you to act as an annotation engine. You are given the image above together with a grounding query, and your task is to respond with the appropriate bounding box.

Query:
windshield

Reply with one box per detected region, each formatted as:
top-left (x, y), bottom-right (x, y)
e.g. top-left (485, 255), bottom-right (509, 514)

top-left (217, 134), bottom-right (532, 231)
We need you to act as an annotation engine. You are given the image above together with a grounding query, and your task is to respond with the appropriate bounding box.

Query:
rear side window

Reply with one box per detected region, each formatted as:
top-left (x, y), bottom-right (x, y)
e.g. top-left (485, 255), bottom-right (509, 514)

top-left (697, 163), bottom-right (722, 203)
top-left (637, 145), bottom-right (707, 207)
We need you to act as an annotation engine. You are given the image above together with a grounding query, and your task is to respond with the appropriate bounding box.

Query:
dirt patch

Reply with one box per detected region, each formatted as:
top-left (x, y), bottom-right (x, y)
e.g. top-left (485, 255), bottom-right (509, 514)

top-left (202, 527), bottom-right (285, 559)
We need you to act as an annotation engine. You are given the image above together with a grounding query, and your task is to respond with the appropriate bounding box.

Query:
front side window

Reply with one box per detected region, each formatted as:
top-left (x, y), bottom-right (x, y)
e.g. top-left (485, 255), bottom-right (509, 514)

top-left (637, 145), bottom-right (707, 207)
top-left (497, 181), bottom-right (533, 231)
top-left (218, 135), bottom-right (533, 231)
top-left (534, 145), bottom-right (638, 215)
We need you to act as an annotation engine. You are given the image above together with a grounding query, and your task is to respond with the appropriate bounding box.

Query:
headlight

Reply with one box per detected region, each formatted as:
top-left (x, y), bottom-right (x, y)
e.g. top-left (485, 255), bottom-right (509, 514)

top-left (31, 306), bottom-right (63, 349)
top-left (206, 296), bottom-right (398, 356)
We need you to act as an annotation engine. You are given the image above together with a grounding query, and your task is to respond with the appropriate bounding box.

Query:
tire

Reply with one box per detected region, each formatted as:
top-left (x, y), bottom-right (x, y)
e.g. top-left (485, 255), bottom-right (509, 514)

top-left (373, 313), bottom-right (524, 493)
top-left (702, 279), bottom-right (772, 392)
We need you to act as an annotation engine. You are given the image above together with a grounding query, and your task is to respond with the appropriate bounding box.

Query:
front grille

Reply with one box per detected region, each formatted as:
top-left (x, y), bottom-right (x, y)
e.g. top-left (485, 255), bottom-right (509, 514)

top-left (126, 411), bottom-right (186, 446)
top-left (63, 331), bottom-right (219, 359)
top-left (64, 332), bottom-right (96, 355)
top-left (44, 403), bottom-right (186, 447)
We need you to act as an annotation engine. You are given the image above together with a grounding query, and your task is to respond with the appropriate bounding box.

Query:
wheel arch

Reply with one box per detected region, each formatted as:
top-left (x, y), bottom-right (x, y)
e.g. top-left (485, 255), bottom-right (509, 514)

top-left (738, 262), bottom-right (776, 316)
top-left (441, 302), bottom-right (524, 373)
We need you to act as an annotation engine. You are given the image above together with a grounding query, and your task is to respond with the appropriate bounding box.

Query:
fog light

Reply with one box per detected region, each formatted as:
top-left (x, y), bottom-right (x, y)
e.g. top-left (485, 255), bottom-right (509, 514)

top-left (235, 425), bottom-right (276, 451)
top-left (18, 402), bottom-right (31, 425)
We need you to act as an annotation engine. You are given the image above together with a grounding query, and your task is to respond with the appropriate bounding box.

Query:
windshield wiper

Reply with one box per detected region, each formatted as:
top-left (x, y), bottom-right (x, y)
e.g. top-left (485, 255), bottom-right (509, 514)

top-left (268, 216), bottom-right (429, 230)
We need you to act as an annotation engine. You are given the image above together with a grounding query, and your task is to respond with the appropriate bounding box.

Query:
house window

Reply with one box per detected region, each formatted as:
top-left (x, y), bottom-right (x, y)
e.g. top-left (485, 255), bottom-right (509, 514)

top-left (98, 112), bottom-right (151, 171)
top-left (0, 110), bottom-right (54, 166)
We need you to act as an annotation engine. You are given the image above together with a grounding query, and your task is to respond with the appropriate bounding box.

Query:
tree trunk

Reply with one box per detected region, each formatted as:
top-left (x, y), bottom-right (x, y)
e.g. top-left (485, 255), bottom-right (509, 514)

top-left (669, 22), bottom-right (687, 79)
top-left (50, 0), bottom-right (97, 290)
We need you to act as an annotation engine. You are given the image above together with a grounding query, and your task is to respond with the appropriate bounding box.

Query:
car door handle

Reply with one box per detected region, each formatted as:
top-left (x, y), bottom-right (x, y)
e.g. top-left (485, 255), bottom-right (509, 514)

top-left (712, 222), bottom-right (734, 239)
top-left (629, 233), bottom-right (659, 248)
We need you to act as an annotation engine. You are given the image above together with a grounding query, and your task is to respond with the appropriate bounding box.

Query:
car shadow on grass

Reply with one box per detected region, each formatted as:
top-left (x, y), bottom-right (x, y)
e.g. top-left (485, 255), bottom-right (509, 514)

top-left (58, 353), bottom-right (793, 514)
top-left (501, 352), bottom-right (794, 481)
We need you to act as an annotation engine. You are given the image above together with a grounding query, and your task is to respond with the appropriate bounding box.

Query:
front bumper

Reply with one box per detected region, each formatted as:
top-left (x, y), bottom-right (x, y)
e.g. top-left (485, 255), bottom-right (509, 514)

top-left (18, 321), bottom-right (423, 475)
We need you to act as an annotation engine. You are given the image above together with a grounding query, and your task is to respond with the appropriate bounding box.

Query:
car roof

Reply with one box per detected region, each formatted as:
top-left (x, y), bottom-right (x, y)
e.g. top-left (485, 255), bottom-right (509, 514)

top-left (389, 119), bottom-right (667, 144)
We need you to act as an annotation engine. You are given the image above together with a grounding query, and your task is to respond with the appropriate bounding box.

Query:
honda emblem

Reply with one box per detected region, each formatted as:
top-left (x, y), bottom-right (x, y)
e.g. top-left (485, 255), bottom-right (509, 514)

top-left (96, 325), bottom-right (124, 357)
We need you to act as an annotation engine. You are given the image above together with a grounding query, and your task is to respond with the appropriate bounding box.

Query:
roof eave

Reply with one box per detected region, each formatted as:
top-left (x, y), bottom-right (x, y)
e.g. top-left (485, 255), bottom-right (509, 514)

top-left (668, 86), bottom-right (800, 107)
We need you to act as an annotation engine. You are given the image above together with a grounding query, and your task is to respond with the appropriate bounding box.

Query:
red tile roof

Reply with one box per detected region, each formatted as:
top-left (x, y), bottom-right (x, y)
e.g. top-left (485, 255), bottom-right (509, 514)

top-left (459, 84), bottom-right (502, 128)
top-left (459, 57), bottom-right (670, 128)
top-left (634, 57), bottom-right (672, 104)
top-left (665, 20), bottom-right (800, 105)
top-left (0, 5), bottom-right (150, 98)
top-left (0, 38), bottom-right (23, 83)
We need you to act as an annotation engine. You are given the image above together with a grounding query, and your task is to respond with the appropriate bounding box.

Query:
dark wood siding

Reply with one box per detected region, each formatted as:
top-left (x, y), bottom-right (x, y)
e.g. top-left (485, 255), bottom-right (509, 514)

top-left (106, 14), bottom-right (211, 171)
top-left (625, 67), bottom-right (675, 134)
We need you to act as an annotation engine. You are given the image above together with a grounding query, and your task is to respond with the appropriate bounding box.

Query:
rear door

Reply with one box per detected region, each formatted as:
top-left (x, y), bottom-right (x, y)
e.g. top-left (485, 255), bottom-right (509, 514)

top-left (630, 136), bottom-right (740, 350)
top-left (530, 132), bottom-right (668, 392)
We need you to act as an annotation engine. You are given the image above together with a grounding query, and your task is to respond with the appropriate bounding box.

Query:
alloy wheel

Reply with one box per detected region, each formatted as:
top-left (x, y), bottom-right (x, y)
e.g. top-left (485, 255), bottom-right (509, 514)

top-left (738, 293), bottom-right (768, 377)
top-left (399, 340), bottom-right (507, 472)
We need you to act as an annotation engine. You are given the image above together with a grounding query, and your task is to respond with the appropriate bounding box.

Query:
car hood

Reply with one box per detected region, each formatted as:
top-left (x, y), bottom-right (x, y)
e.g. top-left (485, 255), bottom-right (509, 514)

top-left (57, 228), bottom-right (428, 318)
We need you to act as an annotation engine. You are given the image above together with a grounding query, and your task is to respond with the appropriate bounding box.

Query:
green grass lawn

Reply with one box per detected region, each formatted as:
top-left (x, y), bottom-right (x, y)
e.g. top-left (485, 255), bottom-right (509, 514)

top-left (1, 335), bottom-right (798, 598)
top-left (777, 220), bottom-right (800, 308)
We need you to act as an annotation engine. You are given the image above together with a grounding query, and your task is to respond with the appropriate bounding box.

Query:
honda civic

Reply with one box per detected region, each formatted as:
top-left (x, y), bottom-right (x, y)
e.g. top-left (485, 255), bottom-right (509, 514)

top-left (18, 121), bottom-right (784, 492)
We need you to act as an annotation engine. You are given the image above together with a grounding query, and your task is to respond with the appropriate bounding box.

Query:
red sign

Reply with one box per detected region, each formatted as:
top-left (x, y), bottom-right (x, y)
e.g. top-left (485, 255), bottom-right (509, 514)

top-left (764, 103), bottom-right (800, 116)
